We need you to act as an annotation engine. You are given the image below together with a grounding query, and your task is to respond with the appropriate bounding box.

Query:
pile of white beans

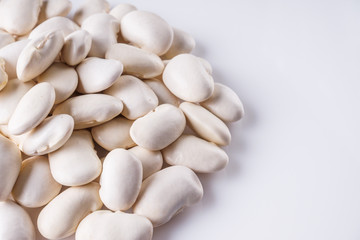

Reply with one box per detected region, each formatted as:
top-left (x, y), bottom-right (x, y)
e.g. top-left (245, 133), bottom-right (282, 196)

top-left (0, 0), bottom-right (244, 239)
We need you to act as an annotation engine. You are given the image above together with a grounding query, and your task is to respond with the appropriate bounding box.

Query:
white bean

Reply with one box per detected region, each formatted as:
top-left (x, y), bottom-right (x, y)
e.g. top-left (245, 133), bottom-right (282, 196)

top-left (76, 210), bottom-right (153, 240)
top-left (29, 16), bottom-right (80, 39)
top-left (0, 200), bottom-right (35, 240)
top-left (73, 0), bottom-right (110, 26)
top-left (200, 82), bottom-right (245, 122)
top-left (121, 11), bottom-right (174, 56)
top-left (0, 134), bottom-right (21, 200)
top-left (109, 3), bottom-right (137, 22)
top-left (37, 182), bottom-right (102, 239)
top-left (38, 0), bottom-right (72, 24)
top-left (0, 79), bottom-right (35, 124)
top-left (144, 78), bottom-right (180, 106)
top-left (162, 28), bottom-right (196, 59)
top-left (104, 75), bottom-right (158, 120)
top-left (0, 40), bottom-right (30, 79)
top-left (17, 31), bottom-right (64, 82)
top-left (133, 166), bottom-right (203, 227)
top-left (129, 146), bottom-right (163, 179)
top-left (22, 114), bottom-right (74, 156)
top-left (61, 29), bottom-right (92, 66)
top-left (91, 117), bottom-right (135, 151)
top-left (180, 102), bottom-right (231, 146)
top-left (8, 82), bottom-right (55, 135)
top-left (48, 130), bottom-right (102, 186)
top-left (0, 0), bottom-right (41, 35)
top-left (106, 43), bottom-right (164, 78)
top-left (99, 149), bottom-right (142, 211)
top-left (12, 156), bottom-right (62, 208)
top-left (130, 104), bottom-right (186, 151)
top-left (37, 62), bottom-right (78, 104)
top-left (76, 57), bottom-right (123, 94)
top-left (163, 53), bottom-right (214, 102)
top-left (81, 13), bottom-right (120, 58)
top-left (53, 94), bottom-right (123, 129)
top-left (162, 135), bottom-right (229, 173)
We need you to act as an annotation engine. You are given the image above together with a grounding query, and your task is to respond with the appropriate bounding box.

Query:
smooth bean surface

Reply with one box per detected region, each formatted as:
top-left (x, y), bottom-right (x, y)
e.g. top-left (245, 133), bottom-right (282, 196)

top-left (130, 104), bottom-right (186, 150)
top-left (48, 130), bottom-right (102, 186)
top-left (8, 82), bottom-right (55, 135)
top-left (99, 149), bottom-right (142, 211)
top-left (76, 210), bottom-right (153, 240)
top-left (133, 166), bottom-right (203, 227)
top-left (163, 134), bottom-right (229, 173)
top-left (37, 182), bottom-right (102, 239)
top-left (12, 156), bottom-right (62, 208)
top-left (0, 200), bottom-right (35, 240)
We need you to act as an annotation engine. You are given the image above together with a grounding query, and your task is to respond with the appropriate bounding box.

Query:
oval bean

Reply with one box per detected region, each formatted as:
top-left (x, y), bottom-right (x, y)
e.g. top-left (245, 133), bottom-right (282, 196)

top-left (162, 135), bottom-right (229, 173)
top-left (0, 79), bottom-right (35, 125)
top-left (17, 31), bottom-right (64, 82)
top-left (180, 102), bottom-right (231, 146)
top-left (22, 114), bottom-right (74, 156)
top-left (0, 0), bottom-right (41, 35)
top-left (200, 83), bottom-right (245, 122)
top-left (104, 75), bottom-right (158, 120)
top-left (53, 94), bottom-right (123, 129)
top-left (76, 210), bottom-right (153, 240)
top-left (106, 43), bottom-right (164, 78)
top-left (12, 156), bottom-right (62, 208)
top-left (163, 53), bottom-right (214, 102)
top-left (76, 57), bottom-right (123, 94)
top-left (8, 82), bottom-right (55, 135)
top-left (62, 29), bottom-right (92, 66)
top-left (0, 200), bottom-right (35, 240)
top-left (37, 182), bottom-right (102, 239)
top-left (48, 130), bottom-right (102, 186)
top-left (130, 104), bottom-right (186, 150)
top-left (121, 11), bottom-right (173, 56)
top-left (91, 117), bottom-right (135, 151)
top-left (37, 62), bottom-right (78, 104)
top-left (133, 166), bottom-right (203, 227)
top-left (99, 149), bottom-right (142, 211)
top-left (81, 13), bottom-right (120, 58)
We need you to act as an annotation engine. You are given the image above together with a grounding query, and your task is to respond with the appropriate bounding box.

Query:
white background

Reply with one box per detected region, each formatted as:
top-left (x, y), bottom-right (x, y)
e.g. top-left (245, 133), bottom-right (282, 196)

top-left (42, 0), bottom-right (360, 239)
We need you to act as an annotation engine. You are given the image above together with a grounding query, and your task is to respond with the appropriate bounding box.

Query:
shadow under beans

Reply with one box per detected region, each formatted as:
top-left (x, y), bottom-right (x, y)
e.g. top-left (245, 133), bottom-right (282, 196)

top-left (154, 39), bottom-right (258, 239)
top-left (226, 101), bottom-right (258, 177)
top-left (153, 71), bottom-right (257, 240)
top-left (153, 101), bottom-right (257, 240)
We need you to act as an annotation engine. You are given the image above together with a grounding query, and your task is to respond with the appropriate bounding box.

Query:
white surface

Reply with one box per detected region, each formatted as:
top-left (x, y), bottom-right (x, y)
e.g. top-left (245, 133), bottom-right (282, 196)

top-left (35, 0), bottom-right (360, 239)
